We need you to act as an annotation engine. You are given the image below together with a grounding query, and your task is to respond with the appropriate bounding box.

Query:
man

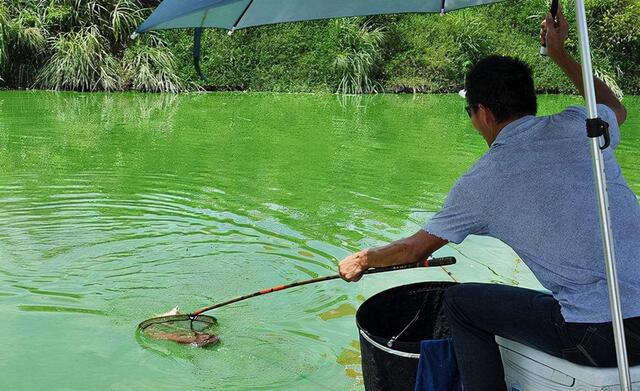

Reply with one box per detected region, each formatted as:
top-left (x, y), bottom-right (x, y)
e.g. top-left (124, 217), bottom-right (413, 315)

top-left (339, 7), bottom-right (640, 390)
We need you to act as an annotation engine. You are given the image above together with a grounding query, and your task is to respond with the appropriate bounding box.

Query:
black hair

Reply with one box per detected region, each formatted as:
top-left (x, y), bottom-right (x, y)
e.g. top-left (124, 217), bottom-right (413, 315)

top-left (465, 56), bottom-right (537, 122)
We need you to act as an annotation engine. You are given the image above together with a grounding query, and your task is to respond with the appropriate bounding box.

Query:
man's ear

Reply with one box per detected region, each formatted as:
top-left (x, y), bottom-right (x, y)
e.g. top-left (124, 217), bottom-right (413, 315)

top-left (478, 105), bottom-right (496, 128)
top-left (477, 105), bottom-right (489, 129)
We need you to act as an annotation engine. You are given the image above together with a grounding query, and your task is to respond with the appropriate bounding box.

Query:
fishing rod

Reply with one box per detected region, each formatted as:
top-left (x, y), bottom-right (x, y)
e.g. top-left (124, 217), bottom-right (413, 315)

top-left (540, 0), bottom-right (560, 56)
top-left (191, 256), bottom-right (457, 316)
top-left (138, 256), bottom-right (457, 347)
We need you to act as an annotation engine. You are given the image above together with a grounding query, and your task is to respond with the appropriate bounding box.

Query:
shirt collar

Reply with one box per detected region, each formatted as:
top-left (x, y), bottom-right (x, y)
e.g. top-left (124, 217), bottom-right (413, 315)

top-left (491, 115), bottom-right (535, 147)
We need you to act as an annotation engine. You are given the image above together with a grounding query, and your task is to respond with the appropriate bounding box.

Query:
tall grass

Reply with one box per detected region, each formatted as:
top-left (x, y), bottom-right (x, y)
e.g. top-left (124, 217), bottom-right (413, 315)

top-left (36, 26), bottom-right (120, 91)
top-left (0, 5), bottom-right (49, 85)
top-left (110, 0), bottom-right (143, 44)
top-left (0, 2), bottom-right (10, 75)
top-left (333, 19), bottom-right (385, 94)
top-left (2, 0), bottom-right (640, 94)
top-left (2, 0), bottom-right (186, 92)
top-left (122, 41), bottom-right (186, 93)
top-left (15, 9), bottom-right (48, 55)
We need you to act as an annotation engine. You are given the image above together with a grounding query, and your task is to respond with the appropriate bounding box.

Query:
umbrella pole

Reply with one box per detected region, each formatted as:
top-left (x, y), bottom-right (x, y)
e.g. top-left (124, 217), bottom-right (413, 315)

top-left (574, 0), bottom-right (632, 388)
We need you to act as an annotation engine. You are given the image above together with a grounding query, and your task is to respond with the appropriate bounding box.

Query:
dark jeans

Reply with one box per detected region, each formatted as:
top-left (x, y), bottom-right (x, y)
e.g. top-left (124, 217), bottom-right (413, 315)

top-left (443, 283), bottom-right (640, 391)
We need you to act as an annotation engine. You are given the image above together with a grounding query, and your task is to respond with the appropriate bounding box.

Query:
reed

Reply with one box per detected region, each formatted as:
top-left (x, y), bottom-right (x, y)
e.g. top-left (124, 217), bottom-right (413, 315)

top-left (0, 2), bottom-right (10, 73)
top-left (122, 40), bottom-right (186, 93)
top-left (3, 0), bottom-right (184, 92)
top-left (110, 0), bottom-right (144, 44)
top-left (333, 19), bottom-right (385, 94)
top-left (36, 26), bottom-right (120, 91)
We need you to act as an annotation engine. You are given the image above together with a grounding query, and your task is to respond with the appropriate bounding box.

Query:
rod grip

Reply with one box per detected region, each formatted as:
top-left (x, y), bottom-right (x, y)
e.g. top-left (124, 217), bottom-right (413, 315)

top-left (365, 256), bottom-right (456, 275)
top-left (426, 256), bottom-right (457, 267)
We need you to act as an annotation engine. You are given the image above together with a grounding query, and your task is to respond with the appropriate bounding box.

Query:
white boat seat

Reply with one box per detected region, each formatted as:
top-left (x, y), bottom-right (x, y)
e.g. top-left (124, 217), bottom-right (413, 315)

top-left (496, 336), bottom-right (640, 390)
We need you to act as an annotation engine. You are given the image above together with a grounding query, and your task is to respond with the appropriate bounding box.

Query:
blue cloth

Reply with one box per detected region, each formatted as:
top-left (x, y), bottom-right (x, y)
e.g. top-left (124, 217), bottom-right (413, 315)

top-left (414, 338), bottom-right (462, 391)
top-left (425, 104), bottom-right (640, 323)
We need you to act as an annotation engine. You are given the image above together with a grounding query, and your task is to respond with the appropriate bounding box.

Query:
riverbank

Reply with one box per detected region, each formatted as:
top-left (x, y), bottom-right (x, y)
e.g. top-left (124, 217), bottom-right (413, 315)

top-left (168, 1), bottom-right (639, 95)
top-left (1, 0), bottom-right (638, 94)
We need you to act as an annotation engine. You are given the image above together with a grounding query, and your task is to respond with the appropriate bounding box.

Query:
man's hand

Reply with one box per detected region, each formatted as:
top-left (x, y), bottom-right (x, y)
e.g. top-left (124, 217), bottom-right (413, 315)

top-left (540, 6), bottom-right (569, 61)
top-left (337, 230), bottom-right (448, 283)
top-left (540, 4), bottom-right (627, 125)
top-left (338, 249), bottom-right (369, 282)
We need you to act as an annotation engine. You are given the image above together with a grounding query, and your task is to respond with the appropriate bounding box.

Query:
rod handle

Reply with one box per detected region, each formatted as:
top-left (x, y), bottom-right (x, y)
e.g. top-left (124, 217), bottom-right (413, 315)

top-left (364, 256), bottom-right (456, 275)
top-left (540, 0), bottom-right (559, 56)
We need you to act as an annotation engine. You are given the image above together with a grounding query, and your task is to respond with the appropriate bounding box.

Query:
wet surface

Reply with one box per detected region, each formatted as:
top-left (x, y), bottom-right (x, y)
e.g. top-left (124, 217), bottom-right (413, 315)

top-left (0, 91), bottom-right (638, 390)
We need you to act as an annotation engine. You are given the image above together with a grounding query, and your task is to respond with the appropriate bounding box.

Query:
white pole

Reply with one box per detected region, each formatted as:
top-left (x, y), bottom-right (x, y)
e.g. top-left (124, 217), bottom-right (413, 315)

top-left (574, 0), bottom-right (632, 388)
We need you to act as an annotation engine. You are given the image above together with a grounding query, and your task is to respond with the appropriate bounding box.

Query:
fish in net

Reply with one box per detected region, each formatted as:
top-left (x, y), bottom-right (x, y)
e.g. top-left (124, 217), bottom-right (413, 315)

top-left (138, 308), bottom-right (219, 348)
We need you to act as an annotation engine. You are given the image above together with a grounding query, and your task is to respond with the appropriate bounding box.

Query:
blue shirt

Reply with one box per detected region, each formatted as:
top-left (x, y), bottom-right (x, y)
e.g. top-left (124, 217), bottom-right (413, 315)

top-left (425, 104), bottom-right (640, 322)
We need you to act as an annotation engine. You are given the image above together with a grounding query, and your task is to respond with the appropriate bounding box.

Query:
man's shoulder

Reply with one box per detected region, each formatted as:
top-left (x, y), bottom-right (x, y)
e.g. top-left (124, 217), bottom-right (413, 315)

top-left (454, 153), bottom-right (496, 191)
top-left (548, 104), bottom-right (621, 147)
top-left (552, 104), bottom-right (619, 125)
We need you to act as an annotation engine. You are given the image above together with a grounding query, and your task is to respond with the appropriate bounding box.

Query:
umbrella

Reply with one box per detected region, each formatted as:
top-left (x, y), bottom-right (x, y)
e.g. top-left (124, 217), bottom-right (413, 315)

top-left (133, 0), bottom-right (499, 33)
top-left (133, 0), bottom-right (632, 388)
top-left (130, 0), bottom-right (500, 80)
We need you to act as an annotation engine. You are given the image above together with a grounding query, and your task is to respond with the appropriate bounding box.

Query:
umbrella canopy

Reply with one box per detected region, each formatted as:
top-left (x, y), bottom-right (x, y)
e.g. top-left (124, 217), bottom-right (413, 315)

top-left (135, 0), bottom-right (500, 33)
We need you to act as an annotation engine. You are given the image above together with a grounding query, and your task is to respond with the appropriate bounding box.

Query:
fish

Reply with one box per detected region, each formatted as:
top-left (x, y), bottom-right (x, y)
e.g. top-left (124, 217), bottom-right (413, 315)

top-left (146, 329), bottom-right (220, 347)
top-left (145, 305), bottom-right (220, 347)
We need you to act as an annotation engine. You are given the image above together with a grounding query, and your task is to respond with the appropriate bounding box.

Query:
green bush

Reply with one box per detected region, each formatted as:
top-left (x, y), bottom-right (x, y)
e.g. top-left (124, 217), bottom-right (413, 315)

top-left (169, 21), bottom-right (340, 92)
top-left (36, 26), bottom-right (120, 91)
top-left (587, 0), bottom-right (640, 93)
top-left (1, 0), bottom-right (185, 92)
top-left (1, 0), bottom-right (639, 94)
top-left (0, 2), bottom-right (10, 73)
top-left (122, 40), bottom-right (186, 92)
top-left (333, 19), bottom-right (385, 94)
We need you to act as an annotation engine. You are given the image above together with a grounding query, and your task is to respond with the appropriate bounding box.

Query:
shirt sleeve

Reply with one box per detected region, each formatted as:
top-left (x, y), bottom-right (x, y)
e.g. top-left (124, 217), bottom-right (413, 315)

top-left (563, 104), bottom-right (621, 149)
top-left (424, 175), bottom-right (488, 244)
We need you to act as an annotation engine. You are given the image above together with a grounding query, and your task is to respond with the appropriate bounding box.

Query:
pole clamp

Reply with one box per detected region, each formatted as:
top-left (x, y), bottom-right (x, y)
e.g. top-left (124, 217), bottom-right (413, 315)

top-left (586, 117), bottom-right (610, 150)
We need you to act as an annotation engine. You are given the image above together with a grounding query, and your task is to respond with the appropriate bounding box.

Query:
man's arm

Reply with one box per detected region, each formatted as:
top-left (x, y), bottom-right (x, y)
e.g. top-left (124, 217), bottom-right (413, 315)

top-left (541, 6), bottom-right (627, 125)
top-left (338, 230), bottom-right (448, 282)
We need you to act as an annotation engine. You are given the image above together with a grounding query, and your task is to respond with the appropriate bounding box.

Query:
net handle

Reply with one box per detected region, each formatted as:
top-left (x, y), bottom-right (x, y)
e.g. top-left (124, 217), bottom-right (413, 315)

top-left (191, 256), bottom-right (456, 316)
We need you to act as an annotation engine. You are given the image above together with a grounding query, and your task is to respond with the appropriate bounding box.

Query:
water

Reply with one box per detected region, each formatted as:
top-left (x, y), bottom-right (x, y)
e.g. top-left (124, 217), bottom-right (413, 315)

top-left (0, 91), bottom-right (638, 390)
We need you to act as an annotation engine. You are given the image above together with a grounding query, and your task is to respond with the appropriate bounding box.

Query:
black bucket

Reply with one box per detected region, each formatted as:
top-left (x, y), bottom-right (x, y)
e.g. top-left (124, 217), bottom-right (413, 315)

top-left (356, 281), bottom-right (457, 391)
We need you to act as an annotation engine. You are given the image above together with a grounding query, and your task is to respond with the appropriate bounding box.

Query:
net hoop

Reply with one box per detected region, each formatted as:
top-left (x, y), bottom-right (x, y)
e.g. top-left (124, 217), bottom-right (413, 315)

top-left (138, 314), bottom-right (217, 331)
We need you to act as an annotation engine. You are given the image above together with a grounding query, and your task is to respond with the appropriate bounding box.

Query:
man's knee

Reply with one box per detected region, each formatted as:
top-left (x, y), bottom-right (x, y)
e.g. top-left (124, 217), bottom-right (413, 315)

top-left (444, 283), bottom-right (488, 321)
top-left (444, 283), bottom-right (467, 317)
top-left (444, 283), bottom-right (462, 305)
top-left (444, 283), bottom-right (479, 308)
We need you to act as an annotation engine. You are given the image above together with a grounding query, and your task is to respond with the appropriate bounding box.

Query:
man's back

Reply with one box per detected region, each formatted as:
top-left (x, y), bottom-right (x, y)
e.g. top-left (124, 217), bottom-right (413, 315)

top-left (426, 104), bottom-right (640, 322)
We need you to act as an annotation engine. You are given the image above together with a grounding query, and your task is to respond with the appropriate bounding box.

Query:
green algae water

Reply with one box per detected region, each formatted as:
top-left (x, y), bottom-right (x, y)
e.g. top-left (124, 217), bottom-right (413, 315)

top-left (0, 91), bottom-right (638, 390)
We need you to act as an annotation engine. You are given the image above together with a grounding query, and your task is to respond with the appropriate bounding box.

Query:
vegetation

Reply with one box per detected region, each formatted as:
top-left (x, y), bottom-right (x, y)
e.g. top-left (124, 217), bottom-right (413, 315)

top-left (0, 0), bottom-right (185, 92)
top-left (0, 0), bottom-right (638, 94)
top-left (333, 19), bottom-right (385, 94)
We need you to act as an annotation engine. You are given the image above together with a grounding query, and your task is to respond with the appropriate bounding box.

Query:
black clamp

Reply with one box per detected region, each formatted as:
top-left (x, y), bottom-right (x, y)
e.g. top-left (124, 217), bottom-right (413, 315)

top-left (586, 117), bottom-right (610, 150)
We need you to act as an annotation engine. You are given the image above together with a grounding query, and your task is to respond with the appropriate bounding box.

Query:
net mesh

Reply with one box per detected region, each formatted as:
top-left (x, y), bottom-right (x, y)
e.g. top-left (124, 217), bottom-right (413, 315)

top-left (138, 314), bottom-right (219, 347)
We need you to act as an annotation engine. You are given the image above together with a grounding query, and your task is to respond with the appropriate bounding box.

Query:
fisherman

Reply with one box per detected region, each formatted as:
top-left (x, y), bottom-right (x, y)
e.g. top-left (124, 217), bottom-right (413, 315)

top-left (339, 6), bottom-right (640, 390)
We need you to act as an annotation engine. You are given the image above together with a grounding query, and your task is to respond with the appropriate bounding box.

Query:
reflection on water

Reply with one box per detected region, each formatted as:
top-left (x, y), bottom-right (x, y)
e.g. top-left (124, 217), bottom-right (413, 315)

top-left (0, 91), bottom-right (638, 390)
top-left (337, 340), bottom-right (363, 384)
